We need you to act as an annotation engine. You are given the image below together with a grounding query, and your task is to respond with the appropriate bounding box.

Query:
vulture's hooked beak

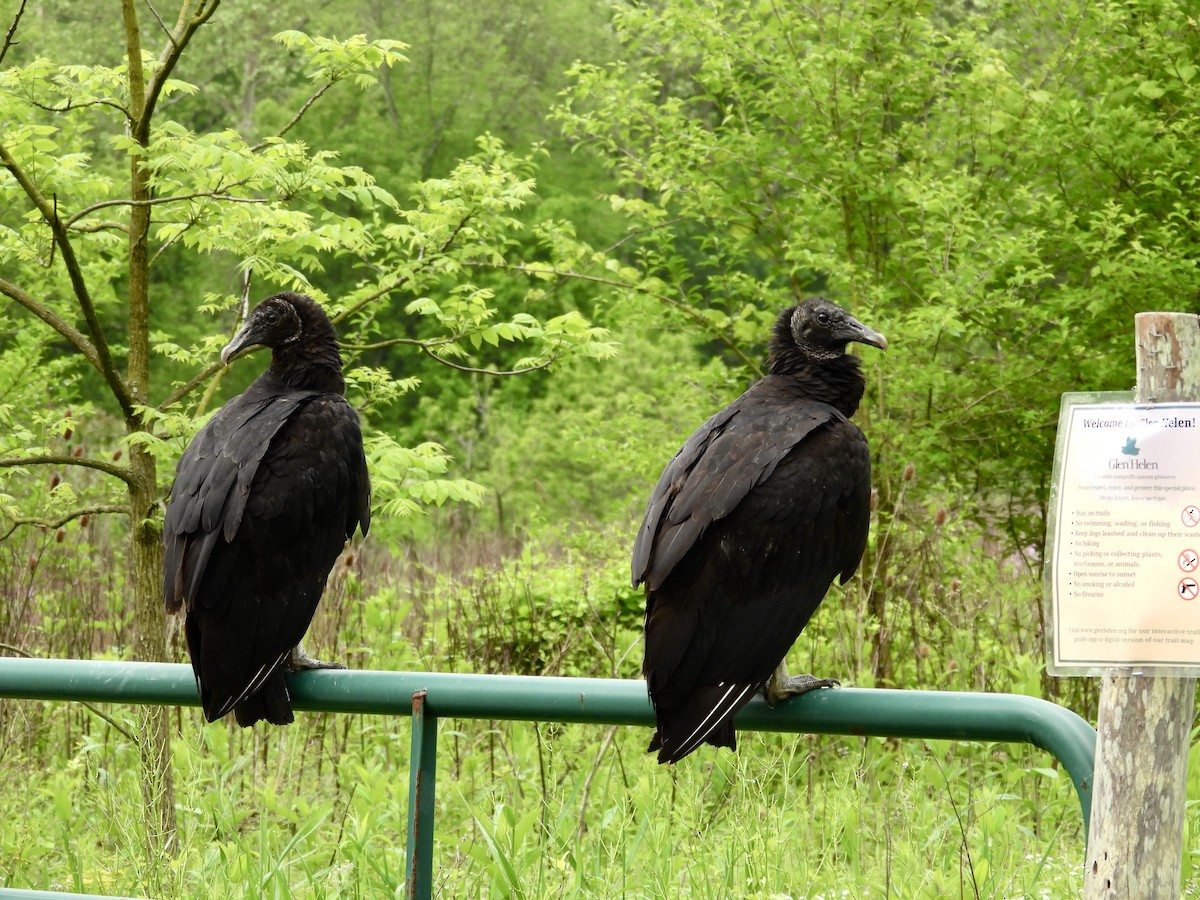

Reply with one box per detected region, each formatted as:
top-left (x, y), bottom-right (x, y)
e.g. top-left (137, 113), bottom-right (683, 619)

top-left (220, 319), bottom-right (267, 366)
top-left (847, 318), bottom-right (888, 353)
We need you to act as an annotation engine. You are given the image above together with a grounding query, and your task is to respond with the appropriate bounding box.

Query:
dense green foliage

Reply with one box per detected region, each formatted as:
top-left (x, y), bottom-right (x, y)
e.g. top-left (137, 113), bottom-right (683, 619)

top-left (3, 0), bottom-right (1200, 895)
top-left (557, 0), bottom-right (1200, 541)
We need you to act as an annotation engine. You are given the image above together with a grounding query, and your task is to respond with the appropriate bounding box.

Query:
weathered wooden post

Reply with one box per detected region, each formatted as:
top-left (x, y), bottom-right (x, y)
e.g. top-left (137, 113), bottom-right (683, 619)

top-left (1083, 312), bottom-right (1200, 898)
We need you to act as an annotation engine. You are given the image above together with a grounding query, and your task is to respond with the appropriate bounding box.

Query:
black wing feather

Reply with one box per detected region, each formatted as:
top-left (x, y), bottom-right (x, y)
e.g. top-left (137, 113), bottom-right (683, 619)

top-left (632, 386), bottom-right (837, 592)
top-left (163, 382), bottom-right (313, 611)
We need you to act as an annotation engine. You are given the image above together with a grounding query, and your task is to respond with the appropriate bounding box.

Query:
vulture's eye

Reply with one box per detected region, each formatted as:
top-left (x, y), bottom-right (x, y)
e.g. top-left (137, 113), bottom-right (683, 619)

top-left (816, 311), bottom-right (830, 326)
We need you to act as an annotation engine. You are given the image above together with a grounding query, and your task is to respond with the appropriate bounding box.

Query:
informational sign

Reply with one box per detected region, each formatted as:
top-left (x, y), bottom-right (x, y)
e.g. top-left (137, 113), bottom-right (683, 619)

top-left (1047, 392), bottom-right (1200, 674)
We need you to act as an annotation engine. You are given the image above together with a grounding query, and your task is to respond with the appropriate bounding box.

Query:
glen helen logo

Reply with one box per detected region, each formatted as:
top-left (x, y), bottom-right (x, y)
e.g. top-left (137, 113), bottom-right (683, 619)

top-left (1111, 437), bottom-right (1158, 469)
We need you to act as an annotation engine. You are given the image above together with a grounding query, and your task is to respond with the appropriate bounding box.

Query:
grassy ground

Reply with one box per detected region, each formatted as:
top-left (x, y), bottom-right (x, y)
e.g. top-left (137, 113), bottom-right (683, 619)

top-left (2, 704), bottom-right (1086, 898)
top-left (0, 516), bottom-right (1104, 898)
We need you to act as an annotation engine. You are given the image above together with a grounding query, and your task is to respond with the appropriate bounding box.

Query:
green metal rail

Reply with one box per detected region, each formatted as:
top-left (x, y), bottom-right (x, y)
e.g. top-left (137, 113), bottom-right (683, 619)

top-left (0, 658), bottom-right (1096, 899)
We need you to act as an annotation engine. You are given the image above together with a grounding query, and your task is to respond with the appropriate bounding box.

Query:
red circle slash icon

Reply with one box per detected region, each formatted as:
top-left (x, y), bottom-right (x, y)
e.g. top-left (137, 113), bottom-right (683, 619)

top-left (1182, 550), bottom-right (1200, 573)
top-left (1184, 506), bottom-right (1200, 528)
top-left (1181, 578), bottom-right (1200, 601)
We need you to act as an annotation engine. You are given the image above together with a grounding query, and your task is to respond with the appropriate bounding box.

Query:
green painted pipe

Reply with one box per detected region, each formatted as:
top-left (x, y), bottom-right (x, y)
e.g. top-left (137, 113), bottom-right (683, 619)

top-left (0, 657), bottom-right (1095, 823)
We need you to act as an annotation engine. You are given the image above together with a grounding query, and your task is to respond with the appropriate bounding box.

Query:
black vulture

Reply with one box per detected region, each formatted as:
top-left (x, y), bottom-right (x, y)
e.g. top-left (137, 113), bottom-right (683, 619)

top-left (163, 292), bottom-right (371, 727)
top-left (632, 297), bottom-right (887, 763)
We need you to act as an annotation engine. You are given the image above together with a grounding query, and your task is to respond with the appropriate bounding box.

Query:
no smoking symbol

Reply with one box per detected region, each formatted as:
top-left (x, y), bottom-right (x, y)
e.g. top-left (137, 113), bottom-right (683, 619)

top-left (1185, 505), bottom-right (1200, 528)
top-left (1181, 578), bottom-right (1200, 601)
top-left (1182, 550), bottom-right (1200, 573)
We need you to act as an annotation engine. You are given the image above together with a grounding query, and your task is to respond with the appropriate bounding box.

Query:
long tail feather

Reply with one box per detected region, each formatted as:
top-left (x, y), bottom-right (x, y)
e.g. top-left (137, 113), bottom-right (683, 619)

top-left (650, 681), bottom-right (757, 764)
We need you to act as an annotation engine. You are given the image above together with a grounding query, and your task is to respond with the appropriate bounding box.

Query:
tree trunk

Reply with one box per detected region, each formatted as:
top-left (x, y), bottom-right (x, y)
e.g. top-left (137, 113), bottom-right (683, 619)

top-left (1084, 311), bottom-right (1200, 898)
top-left (129, 455), bottom-right (178, 855)
top-left (121, 0), bottom-right (177, 857)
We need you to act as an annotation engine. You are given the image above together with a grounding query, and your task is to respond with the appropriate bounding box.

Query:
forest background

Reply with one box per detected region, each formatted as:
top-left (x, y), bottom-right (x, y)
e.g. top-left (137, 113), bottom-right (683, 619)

top-left (2, 0), bottom-right (1200, 896)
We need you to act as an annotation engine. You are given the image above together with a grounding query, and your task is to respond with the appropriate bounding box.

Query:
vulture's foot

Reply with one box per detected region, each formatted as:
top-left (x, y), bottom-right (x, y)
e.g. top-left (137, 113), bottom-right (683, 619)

top-left (286, 644), bottom-right (346, 672)
top-left (765, 660), bottom-right (838, 707)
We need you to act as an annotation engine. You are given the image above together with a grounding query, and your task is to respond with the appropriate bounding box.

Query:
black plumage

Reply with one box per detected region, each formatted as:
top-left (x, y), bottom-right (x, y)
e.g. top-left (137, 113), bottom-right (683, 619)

top-left (163, 292), bottom-right (371, 727)
top-left (632, 297), bottom-right (887, 763)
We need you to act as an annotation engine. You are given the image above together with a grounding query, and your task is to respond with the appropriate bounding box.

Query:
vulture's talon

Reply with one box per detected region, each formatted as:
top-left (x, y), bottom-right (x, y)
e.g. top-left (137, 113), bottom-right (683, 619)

top-left (286, 645), bottom-right (346, 672)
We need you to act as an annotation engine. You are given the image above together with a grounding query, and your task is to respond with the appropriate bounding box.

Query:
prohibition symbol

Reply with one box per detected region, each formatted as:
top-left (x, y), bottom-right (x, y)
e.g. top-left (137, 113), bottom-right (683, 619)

top-left (1181, 578), bottom-right (1200, 601)
top-left (1185, 505), bottom-right (1200, 528)
top-left (1182, 549), bottom-right (1200, 573)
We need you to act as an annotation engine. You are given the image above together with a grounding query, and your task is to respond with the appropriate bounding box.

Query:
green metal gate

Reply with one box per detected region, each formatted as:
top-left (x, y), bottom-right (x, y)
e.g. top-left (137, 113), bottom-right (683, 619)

top-left (0, 658), bottom-right (1096, 899)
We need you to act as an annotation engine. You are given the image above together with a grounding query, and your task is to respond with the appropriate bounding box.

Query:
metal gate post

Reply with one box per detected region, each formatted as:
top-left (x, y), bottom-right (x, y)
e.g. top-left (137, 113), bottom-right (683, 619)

top-left (405, 689), bottom-right (436, 900)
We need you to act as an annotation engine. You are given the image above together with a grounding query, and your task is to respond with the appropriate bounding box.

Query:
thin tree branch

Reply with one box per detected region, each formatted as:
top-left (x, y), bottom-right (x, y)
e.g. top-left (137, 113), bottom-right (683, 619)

top-left (0, 143), bottom-right (134, 417)
top-left (341, 335), bottom-right (455, 352)
top-left (68, 220), bottom-right (131, 235)
top-left (331, 275), bottom-right (412, 326)
top-left (418, 345), bottom-right (556, 376)
top-left (332, 214), bottom-right (474, 325)
top-left (0, 504), bottom-right (128, 542)
top-left (25, 97), bottom-right (132, 118)
top-left (0, 0), bottom-right (28, 67)
top-left (140, 0), bottom-right (174, 44)
top-left (160, 360), bottom-right (223, 409)
top-left (148, 219), bottom-right (192, 268)
top-left (598, 218), bottom-right (687, 255)
top-left (250, 81), bottom-right (336, 152)
top-left (0, 277), bottom-right (103, 373)
top-left (0, 455), bottom-right (136, 487)
top-left (65, 190), bottom-right (267, 228)
top-left (139, 0), bottom-right (221, 142)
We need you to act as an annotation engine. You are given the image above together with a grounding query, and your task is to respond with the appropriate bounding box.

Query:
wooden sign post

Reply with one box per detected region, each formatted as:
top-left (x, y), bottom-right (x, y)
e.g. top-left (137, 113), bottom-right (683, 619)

top-left (1084, 312), bottom-right (1200, 898)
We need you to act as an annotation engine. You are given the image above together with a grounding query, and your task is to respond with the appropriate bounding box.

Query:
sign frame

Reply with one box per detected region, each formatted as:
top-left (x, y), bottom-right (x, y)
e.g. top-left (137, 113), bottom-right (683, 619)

top-left (1045, 391), bottom-right (1200, 676)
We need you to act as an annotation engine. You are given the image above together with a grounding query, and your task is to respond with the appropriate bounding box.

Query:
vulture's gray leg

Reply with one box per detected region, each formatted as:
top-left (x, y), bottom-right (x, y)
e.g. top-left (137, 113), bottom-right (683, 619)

top-left (765, 658), bottom-right (838, 707)
top-left (286, 643), bottom-right (346, 671)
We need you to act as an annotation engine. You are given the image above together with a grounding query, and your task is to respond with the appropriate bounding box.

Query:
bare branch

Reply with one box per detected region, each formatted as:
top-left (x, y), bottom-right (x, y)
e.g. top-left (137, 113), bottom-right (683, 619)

top-left (0, 0), bottom-right (28, 68)
top-left (0, 277), bottom-right (104, 373)
top-left (139, 0), bottom-right (221, 140)
top-left (0, 455), bottom-right (136, 487)
top-left (418, 345), bottom-right (556, 377)
top-left (341, 335), bottom-right (455, 352)
top-left (148, 220), bottom-right (191, 268)
top-left (0, 504), bottom-right (128, 542)
top-left (26, 97), bottom-right (132, 118)
top-left (251, 81), bottom-right (335, 152)
top-left (238, 267), bottom-right (252, 317)
top-left (65, 190), bottom-right (267, 228)
top-left (141, 0), bottom-right (174, 43)
top-left (160, 360), bottom-right (223, 409)
top-left (68, 220), bottom-right (131, 235)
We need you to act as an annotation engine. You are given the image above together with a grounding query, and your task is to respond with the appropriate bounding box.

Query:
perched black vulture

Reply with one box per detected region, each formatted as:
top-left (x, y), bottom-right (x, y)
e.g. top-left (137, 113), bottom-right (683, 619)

top-left (632, 297), bottom-right (887, 763)
top-left (163, 292), bottom-right (371, 727)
